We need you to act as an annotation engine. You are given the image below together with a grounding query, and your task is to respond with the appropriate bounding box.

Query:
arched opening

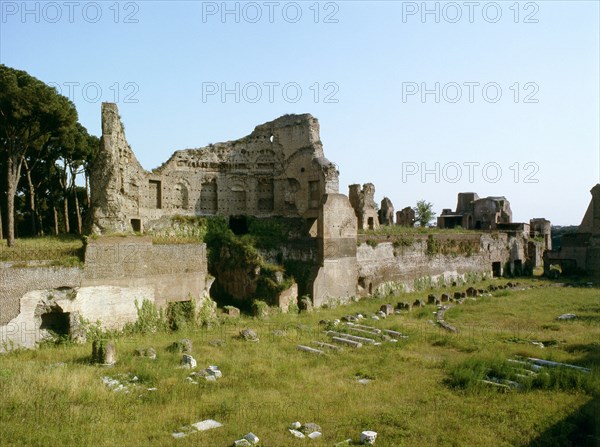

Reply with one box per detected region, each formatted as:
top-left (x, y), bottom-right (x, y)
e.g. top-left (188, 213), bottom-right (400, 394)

top-left (40, 310), bottom-right (70, 336)
top-left (229, 215), bottom-right (248, 235)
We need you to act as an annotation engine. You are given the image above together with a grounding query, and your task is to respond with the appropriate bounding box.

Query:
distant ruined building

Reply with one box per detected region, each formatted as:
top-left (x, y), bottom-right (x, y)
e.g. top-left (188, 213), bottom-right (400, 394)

top-left (437, 193), bottom-right (512, 230)
top-left (545, 184), bottom-right (600, 276)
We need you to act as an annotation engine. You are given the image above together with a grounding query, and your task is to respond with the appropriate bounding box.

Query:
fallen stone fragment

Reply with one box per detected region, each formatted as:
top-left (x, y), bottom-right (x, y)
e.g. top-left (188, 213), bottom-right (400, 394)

top-left (191, 419), bottom-right (223, 431)
top-left (361, 430), bottom-right (378, 445)
top-left (233, 439), bottom-right (252, 447)
top-left (380, 304), bottom-right (394, 316)
top-left (297, 345), bottom-right (325, 355)
top-left (243, 432), bottom-right (260, 444)
top-left (313, 341), bottom-right (342, 351)
top-left (332, 337), bottom-right (362, 348)
top-left (240, 328), bottom-right (259, 342)
top-left (300, 423), bottom-right (322, 435)
top-left (135, 347), bottom-right (157, 359)
top-left (527, 357), bottom-right (590, 373)
top-left (289, 421), bottom-right (302, 430)
top-left (351, 324), bottom-right (382, 333)
top-left (557, 313), bottom-right (577, 320)
top-left (181, 354), bottom-right (197, 369)
top-left (327, 331), bottom-right (376, 344)
top-left (289, 429), bottom-right (305, 438)
top-left (308, 431), bottom-right (322, 439)
top-left (168, 338), bottom-right (193, 353)
top-left (349, 327), bottom-right (382, 337)
top-left (382, 329), bottom-right (407, 339)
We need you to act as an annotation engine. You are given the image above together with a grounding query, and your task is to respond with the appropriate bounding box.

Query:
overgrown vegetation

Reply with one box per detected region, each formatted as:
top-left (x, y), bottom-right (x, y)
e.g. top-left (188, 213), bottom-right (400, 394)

top-left (0, 234), bottom-right (85, 265)
top-left (0, 280), bottom-right (598, 446)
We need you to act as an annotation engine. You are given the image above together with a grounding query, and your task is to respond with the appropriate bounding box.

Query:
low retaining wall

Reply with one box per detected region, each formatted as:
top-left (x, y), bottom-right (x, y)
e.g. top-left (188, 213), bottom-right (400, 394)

top-left (0, 237), bottom-right (210, 352)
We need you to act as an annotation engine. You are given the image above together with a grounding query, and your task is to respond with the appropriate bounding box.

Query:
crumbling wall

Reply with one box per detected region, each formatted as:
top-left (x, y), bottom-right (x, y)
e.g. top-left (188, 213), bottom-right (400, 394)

top-left (355, 233), bottom-right (514, 296)
top-left (545, 184), bottom-right (600, 276)
top-left (348, 183), bottom-right (379, 230)
top-left (378, 197), bottom-right (394, 226)
top-left (396, 207), bottom-right (415, 227)
top-left (90, 104), bottom-right (338, 234)
top-left (0, 237), bottom-right (211, 351)
top-left (312, 194), bottom-right (358, 307)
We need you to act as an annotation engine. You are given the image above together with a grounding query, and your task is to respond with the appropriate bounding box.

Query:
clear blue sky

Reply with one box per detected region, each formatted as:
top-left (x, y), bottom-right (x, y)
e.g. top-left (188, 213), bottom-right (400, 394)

top-left (1, 0), bottom-right (598, 225)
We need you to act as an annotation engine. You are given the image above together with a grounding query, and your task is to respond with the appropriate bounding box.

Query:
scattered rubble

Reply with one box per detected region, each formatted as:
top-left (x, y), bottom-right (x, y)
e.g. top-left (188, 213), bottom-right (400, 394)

top-left (101, 374), bottom-right (139, 393)
top-left (557, 313), bottom-right (577, 320)
top-left (172, 419), bottom-right (223, 439)
top-left (240, 328), bottom-right (259, 342)
top-left (181, 354), bottom-right (197, 369)
top-left (168, 339), bottom-right (193, 353)
top-left (188, 365), bottom-right (223, 383)
top-left (135, 347), bottom-right (156, 359)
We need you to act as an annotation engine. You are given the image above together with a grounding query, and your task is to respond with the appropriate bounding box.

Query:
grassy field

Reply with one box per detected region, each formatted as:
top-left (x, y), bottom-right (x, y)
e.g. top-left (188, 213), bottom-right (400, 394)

top-left (0, 278), bottom-right (598, 446)
top-left (0, 235), bottom-right (84, 266)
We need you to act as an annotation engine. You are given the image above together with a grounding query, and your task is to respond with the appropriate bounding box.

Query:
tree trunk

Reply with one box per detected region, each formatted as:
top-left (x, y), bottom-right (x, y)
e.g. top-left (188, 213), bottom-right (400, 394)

top-left (6, 156), bottom-right (22, 247)
top-left (85, 173), bottom-right (91, 208)
top-left (73, 183), bottom-right (82, 235)
top-left (53, 206), bottom-right (59, 236)
top-left (63, 196), bottom-right (70, 234)
top-left (22, 159), bottom-right (38, 236)
top-left (0, 204), bottom-right (3, 241)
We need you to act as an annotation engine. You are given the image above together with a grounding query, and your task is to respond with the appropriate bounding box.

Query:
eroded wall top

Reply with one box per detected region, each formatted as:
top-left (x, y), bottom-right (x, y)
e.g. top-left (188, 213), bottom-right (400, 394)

top-left (90, 104), bottom-right (339, 234)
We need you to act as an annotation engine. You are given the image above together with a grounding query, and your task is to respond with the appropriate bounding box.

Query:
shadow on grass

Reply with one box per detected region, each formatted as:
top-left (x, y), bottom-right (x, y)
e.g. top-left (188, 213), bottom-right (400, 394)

top-left (524, 395), bottom-right (600, 447)
top-left (526, 338), bottom-right (600, 447)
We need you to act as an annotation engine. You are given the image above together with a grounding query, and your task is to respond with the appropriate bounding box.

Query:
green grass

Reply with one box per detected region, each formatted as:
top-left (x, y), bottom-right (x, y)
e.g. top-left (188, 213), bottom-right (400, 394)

top-left (0, 235), bottom-right (84, 266)
top-left (0, 280), bottom-right (598, 446)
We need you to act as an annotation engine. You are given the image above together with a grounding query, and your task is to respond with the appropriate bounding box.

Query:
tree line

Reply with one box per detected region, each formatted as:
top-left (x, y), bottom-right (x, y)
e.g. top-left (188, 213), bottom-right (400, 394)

top-left (0, 64), bottom-right (99, 247)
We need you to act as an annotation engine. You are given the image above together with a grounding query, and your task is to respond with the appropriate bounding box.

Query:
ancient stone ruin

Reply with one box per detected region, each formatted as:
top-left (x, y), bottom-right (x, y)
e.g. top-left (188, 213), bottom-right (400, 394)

top-left (0, 103), bottom-right (573, 352)
top-left (348, 183), bottom-right (379, 230)
top-left (396, 206), bottom-right (416, 227)
top-left (545, 184), bottom-right (600, 276)
top-left (90, 103), bottom-right (339, 234)
top-left (437, 192), bottom-right (512, 230)
top-left (378, 197), bottom-right (394, 226)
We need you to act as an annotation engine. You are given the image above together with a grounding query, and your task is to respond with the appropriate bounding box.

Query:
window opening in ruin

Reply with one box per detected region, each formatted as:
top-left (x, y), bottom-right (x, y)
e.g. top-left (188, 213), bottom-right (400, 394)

top-left (174, 183), bottom-right (189, 209)
top-left (40, 311), bottom-right (70, 336)
top-left (200, 180), bottom-right (218, 214)
top-left (492, 262), bottom-right (502, 278)
top-left (368, 217), bottom-right (374, 230)
top-left (513, 259), bottom-right (523, 276)
top-left (131, 219), bottom-right (142, 233)
top-left (269, 134), bottom-right (274, 143)
top-left (148, 180), bottom-right (162, 209)
top-left (257, 179), bottom-right (274, 213)
top-left (229, 216), bottom-right (249, 235)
